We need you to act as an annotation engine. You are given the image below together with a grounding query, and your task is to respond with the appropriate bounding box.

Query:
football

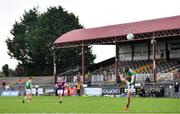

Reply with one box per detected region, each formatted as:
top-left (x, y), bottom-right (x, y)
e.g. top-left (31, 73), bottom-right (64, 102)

top-left (127, 33), bottom-right (134, 40)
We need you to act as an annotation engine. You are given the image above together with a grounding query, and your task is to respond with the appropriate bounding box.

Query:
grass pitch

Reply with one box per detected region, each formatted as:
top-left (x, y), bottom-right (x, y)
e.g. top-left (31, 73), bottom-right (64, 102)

top-left (0, 96), bottom-right (180, 114)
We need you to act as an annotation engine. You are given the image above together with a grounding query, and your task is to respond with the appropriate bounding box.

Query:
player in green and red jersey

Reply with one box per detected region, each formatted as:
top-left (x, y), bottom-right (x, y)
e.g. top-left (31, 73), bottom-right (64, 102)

top-left (119, 67), bottom-right (136, 111)
top-left (23, 77), bottom-right (32, 103)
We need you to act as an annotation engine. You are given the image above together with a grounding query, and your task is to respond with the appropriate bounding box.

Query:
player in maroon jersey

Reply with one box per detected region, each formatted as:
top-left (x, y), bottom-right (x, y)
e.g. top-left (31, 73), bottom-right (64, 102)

top-left (57, 78), bottom-right (65, 103)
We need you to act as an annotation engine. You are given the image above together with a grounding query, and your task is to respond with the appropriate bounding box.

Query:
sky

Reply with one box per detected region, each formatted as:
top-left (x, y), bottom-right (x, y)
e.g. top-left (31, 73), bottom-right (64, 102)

top-left (0, 0), bottom-right (180, 70)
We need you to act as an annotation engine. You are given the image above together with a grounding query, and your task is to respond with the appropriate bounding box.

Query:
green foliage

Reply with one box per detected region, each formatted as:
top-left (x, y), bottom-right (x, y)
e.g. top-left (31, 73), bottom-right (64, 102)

top-left (2, 64), bottom-right (9, 77)
top-left (6, 6), bottom-right (96, 76)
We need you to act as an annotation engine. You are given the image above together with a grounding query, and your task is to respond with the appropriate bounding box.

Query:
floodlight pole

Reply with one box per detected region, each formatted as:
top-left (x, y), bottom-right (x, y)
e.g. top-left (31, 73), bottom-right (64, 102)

top-left (53, 46), bottom-right (57, 84)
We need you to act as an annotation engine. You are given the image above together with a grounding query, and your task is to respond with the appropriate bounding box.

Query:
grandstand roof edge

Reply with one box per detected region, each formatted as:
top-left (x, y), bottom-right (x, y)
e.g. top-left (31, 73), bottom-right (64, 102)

top-left (54, 15), bottom-right (180, 47)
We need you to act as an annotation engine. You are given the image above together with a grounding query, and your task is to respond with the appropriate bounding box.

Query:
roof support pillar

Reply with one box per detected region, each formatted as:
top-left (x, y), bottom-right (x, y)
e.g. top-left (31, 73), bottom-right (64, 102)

top-left (131, 43), bottom-right (134, 61)
top-left (148, 41), bottom-right (151, 60)
top-left (151, 36), bottom-right (157, 82)
top-left (81, 42), bottom-right (85, 84)
top-left (165, 40), bottom-right (170, 61)
top-left (53, 46), bottom-right (57, 84)
top-left (115, 42), bottom-right (120, 83)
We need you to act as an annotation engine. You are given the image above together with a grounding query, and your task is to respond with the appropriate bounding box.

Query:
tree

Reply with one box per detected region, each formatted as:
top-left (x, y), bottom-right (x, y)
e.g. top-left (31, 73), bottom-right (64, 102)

top-left (6, 6), bottom-right (96, 76)
top-left (2, 64), bottom-right (9, 77)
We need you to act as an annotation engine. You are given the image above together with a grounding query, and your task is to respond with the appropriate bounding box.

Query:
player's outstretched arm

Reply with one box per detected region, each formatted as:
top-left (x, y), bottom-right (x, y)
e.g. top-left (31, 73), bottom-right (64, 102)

top-left (119, 73), bottom-right (126, 82)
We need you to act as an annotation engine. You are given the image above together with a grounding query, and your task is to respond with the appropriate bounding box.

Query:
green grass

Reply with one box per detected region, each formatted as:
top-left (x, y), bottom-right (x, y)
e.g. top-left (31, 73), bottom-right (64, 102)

top-left (0, 96), bottom-right (180, 114)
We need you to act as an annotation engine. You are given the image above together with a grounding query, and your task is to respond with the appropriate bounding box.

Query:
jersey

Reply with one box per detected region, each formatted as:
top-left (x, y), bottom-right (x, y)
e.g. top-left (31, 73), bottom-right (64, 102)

top-left (25, 81), bottom-right (32, 89)
top-left (57, 81), bottom-right (65, 90)
top-left (77, 84), bottom-right (81, 90)
top-left (125, 69), bottom-right (136, 84)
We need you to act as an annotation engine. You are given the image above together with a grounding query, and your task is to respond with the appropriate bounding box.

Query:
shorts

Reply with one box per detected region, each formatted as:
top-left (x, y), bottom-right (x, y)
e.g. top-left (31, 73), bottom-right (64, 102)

top-left (57, 90), bottom-right (63, 95)
top-left (26, 89), bottom-right (32, 94)
top-left (127, 83), bottom-right (135, 92)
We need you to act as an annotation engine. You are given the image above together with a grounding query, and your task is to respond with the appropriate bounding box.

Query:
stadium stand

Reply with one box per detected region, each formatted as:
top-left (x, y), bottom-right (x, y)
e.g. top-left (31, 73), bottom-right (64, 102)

top-left (89, 58), bottom-right (179, 75)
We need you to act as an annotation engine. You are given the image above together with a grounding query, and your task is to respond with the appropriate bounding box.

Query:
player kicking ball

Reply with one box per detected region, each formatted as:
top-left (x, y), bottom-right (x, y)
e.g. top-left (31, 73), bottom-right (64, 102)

top-left (119, 67), bottom-right (136, 111)
top-left (23, 77), bottom-right (33, 103)
top-left (57, 78), bottom-right (65, 103)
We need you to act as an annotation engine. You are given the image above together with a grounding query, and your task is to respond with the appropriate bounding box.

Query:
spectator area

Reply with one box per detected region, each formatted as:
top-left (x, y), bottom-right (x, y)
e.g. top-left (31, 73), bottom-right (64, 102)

top-left (89, 57), bottom-right (180, 75)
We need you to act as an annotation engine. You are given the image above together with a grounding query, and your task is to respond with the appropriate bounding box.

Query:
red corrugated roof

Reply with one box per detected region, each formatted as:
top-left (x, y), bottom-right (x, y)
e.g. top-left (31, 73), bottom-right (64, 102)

top-left (54, 15), bottom-right (180, 44)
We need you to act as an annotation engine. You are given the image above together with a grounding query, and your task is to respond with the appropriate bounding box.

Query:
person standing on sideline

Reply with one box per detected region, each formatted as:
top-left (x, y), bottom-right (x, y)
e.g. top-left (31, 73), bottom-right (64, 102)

top-left (54, 83), bottom-right (58, 96)
top-left (2, 80), bottom-right (6, 90)
top-left (76, 82), bottom-right (81, 96)
top-left (67, 85), bottom-right (71, 96)
top-left (119, 67), bottom-right (136, 111)
top-left (18, 79), bottom-right (23, 96)
top-left (23, 77), bottom-right (33, 103)
top-left (57, 78), bottom-right (65, 103)
top-left (174, 82), bottom-right (179, 98)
